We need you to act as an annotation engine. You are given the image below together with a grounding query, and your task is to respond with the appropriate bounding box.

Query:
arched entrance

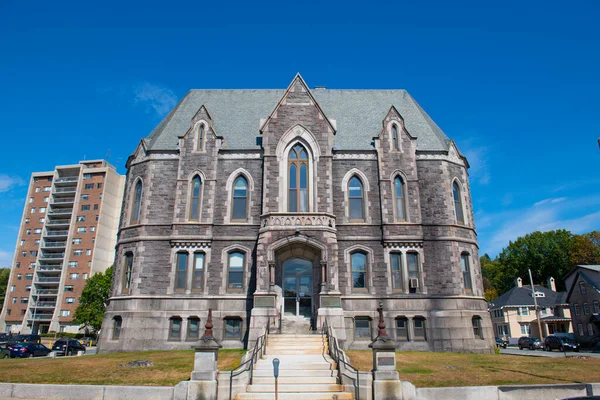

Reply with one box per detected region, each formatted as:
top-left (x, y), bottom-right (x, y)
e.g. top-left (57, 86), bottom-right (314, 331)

top-left (282, 258), bottom-right (313, 317)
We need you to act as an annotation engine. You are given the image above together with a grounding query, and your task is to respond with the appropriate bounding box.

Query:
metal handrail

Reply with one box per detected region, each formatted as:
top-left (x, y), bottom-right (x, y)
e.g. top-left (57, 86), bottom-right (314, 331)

top-left (55, 177), bottom-right (78, 183)
top-left (54, 187), bottom-right (77, 193)
top-left (229, 325), bottom-right (269, 400)
top-left (46, 230), bottom-right (69, 236)
top-left (322, 319), bottom-right (361, 400)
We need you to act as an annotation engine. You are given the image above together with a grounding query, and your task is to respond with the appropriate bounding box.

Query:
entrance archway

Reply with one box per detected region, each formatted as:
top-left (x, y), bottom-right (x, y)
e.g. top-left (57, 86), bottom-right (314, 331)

top-left (282, 258), bottom-right (313, 317)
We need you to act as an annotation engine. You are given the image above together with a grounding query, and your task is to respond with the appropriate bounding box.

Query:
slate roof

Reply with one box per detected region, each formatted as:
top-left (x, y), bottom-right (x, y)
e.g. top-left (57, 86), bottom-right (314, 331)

top-left (144, 89), bottom-right (451, 152)
top-left (490, 285), bottom-right (569, 309)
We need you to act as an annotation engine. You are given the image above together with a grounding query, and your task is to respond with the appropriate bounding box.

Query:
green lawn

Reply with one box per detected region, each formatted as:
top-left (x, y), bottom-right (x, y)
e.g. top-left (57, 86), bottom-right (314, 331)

top-left (0, 349), bottom-right (245, 386)
top-left (347, 350), bottom-right (600, 388)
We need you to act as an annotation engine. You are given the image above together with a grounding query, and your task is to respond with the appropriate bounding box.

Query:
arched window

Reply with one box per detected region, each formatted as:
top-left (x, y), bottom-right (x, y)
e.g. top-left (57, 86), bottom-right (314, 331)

top-left (189, 175), bottom-right (202, 221)
top-left (131, 180), bottom-right (142, 224)
top-left (288, 144), bottom-right (308, 212)
top-left (228, 251), bottom-right (244, 292)
top-left (351, 252), bottom-right (367, 290)
top-left (461, 252), bottom-right (472, 293)
top-left (197, 124), bottom-right (205, 151)
top-left (394, 176), bottom-right (406, 221)
top-left (348, 176), bottom-right (364, 221)
top-left (391, 124), bottom-right (399, 151)
top-left (121, 253), bottom-right (133, 294)
top-left (232, 176), bottom-right (248, 221)
top-left (453, 181), bottom-right (464, 224)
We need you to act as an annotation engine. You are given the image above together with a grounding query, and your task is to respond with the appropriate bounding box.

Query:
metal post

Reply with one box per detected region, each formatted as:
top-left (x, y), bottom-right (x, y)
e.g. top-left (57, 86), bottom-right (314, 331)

top-left (273, 358), bottom-right (280, 400)
top-left (528, 269), bottom-right (543, 340)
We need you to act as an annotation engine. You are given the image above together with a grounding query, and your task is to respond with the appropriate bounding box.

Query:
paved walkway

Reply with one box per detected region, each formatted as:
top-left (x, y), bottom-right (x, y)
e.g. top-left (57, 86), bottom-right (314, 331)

top-left (500, 347), bottom-right (600, 358)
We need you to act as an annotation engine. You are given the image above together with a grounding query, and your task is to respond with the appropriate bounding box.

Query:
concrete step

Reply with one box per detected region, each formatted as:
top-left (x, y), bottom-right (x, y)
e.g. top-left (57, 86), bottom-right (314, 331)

top-left (259, 354), bottom-right (333, 361)
top-left (247, 384), bottom-right (345, 393)
top-left (252, 376), bottom-right (338, 384)
top-left (263, 350), bottom-right (324, 355)
top-left (254, 362), bottom-right (335, 370)
top-left (253, 369), bottom-right (337, 378)
top-left (268, 334), bottom-right (321, 338)
top-left (236, 392), bottom-right (353, 400)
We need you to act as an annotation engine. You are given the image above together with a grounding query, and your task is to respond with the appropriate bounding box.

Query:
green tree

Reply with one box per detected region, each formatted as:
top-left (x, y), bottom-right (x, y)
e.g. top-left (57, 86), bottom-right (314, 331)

top-left (498, 230), bottom-right (574, 293)
top-left (0, 268), bottom-right (10, 311)
top-left (73, 266), bottom-right (113, 333)
top-left (570, 231), bottom-right (600, 266)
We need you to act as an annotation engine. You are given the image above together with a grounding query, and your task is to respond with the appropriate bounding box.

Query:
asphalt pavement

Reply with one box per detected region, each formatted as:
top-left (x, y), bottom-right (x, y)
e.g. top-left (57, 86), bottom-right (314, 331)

top-left (500, 347), bottom-right (600, 358)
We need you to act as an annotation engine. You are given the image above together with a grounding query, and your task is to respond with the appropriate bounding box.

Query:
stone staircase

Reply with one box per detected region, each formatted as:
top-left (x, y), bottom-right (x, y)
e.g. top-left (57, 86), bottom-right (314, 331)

top-left (235, 334), bottom-right (354, 400)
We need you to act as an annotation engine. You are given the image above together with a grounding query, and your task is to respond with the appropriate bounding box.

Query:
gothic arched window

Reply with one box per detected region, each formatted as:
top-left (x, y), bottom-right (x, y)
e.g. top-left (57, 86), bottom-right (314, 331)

top-left (197, 124), bottom-right (205, 151)
top-left (189, 175), bottom-right (202, 221)
top-left (391, 124), bottom-right (399, 150)
top-left (394, 176), bottom-right (406, 221)
top-left (232, 176), bottom-right (248, 221)
top-left (131, 180), bottom-right (143, 224)
top-left (453, 181), bottom-right (464, 224)
top-left (288, 144), bottom-right (308, 212)
top-left (348, 176), bottom-right (364, 221)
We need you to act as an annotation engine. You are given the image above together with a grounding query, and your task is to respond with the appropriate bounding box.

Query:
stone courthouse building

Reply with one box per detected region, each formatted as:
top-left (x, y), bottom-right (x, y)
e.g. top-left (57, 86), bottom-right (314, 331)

top-left (98, 75), bottom-right (494, 353)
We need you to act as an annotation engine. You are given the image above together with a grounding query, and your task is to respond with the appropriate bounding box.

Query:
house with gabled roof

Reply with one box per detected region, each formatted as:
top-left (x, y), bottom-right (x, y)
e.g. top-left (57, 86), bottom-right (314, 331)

top-left (489, 277), bottom-right (572, 343)
top-left (564, 265), bottom-right (600, 346)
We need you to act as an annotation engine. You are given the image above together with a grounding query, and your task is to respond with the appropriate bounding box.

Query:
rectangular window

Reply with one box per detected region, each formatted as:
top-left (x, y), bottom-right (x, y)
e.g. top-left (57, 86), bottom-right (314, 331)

top-left (34, 240), bottom-right (40, 245)
top-left (168, 318), bottom-right (182, 341)
top-left (175, 252), bottom-right (188, 291)
top-left (413, 318), bottom-right (427, 341)
top-left (84, 183), bottom-right (94, 190)
top-left (31, 208), bottom-right (36, 213)
top-left (224, 318), bottom-right (242, 339)
top-left (594, 301), bottom-right (599, 314)
top-left (35, 187), bottom-right (40, 193)
top-left (93, 204), bottom-right (98, 210)
top-left (574, 304), bottom-right (581, 316)
top-left (351, 252), bottom-right (367, 290)
top-left (407, 252), bottom-right (420, 293)
top-left (192, 253), bottom-right (204, 291)
top-left (228, 252), bottom-right (244, 291)
top-left (90, 226), bottom-right (95, 232)
top-left (472, 317), bottom-right (483, 339)
top-left (20, 297), bottom-right (28, 304)
top-left (25, 273), bottom-right (33, 280)
top-left (17, 274), bottom-right (22, 280)
top-left (11, 297), bottom-right (16, 304)
top-left (579, 281), bottom-right (587, 295)
top-left (39, 207), bottom-right (46, 213)
top-left (123, 253), bottom-right (133, 293)
top-left (520, 324), bottom-right (531, 335)
top-left (77, 227), bottom-right (87, 233)
top-left (396, 318), bottom-right (409, 341)
top-left (10, 285), bottom-right (15, 292)
top-left (521, 307), bottom-right (529, 316)
top-left (391, 253), bottom-right (402, 291)
top-left (187, 317), bottom-right (200, 341)
top-left (43, 186), bottom-right (51, 192)
top-left (69, 273), bottom-right (79, 280)
top-left (72, 238), bottom-right (82, 245)
top-left (81, 205), bottom-right (90, 211)
top-left (25, 285), bottom-right (31, 292)
top-left (39, 218), bottom-right (45, 223)
top-left (25, 218), bottom-right (30, 224)
top-left (354, 318), bottom-right (371, 339)
top-left (588, 323), bottom-right (594, 336)
top-left (97, 183), bottom-right (102, 189)
top-left (83, 273), bottom-right (88, 280)
top-left (64, 285), bottom-right (74, 292)
top-left (29, 197), bottom-right (34, 203)
top-left (83, 173), bottom-right (92, 180)
top-left (26, 229), bottom-right (31, 235)
top-left (73, 250), bottom-right (83, 256)
top-left (68, 261), bottom-right (78, 268)
top-left (80, 194), bottom-right (89, 201)
top-left (66, 297), bottom-right (75, 303)
top-left (113, 317), bottom-right (122, 340)
top-left (77, 216), bottom-right (85, 222)
top-left (21, 251), bottom-right (26, 257)
top-left (34, 228), bottom-right (42, 234)
top-left (461, 253), bottom-right (472, 293)
top-left (86, 249), bottom-right (92, 256)
top-left (583, 303), bottom-right (590, 315)
top-left (60, 310), bottom-right (70, 317)
top-left (578, 323), bottom-right (584, 336)
top-left (44, 197), bottom-right (49, 203)
top-left (20, 240), bottom-right (25, 247)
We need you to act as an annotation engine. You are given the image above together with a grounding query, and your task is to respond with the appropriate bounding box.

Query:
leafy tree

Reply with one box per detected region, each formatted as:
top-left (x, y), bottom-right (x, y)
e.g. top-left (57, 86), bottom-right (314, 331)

top-left (484, 288), bottom-right (498, 302)
top-left (73, 266), bottom-right (113, 333)
top-left (570, 231), bottom-right (600, 266)
top-left (498, 230), bottom-right (574, 292)
top-left (0, 268), bottom-right (10, 311)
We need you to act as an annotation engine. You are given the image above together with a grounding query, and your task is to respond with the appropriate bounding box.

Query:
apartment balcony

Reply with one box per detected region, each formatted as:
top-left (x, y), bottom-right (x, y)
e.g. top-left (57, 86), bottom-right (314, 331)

top-left (48, 209), bottom-right (72, 216)
top-left (53, 187), bottom-right (77, 196)
top-left (41, 241), bottom-right (66, 249)
top-left (37, 265), bottom-right (63, 273)
top-left (51, 198), bottom-right (75, 206)
top-left (259, 212), bottom-right (337, 233)
top-left (29, 302), bottom-right (57, 309)
top-left (27, 314), bottom-right (54, 321)
top-left (55, 177), bottom-right (78, 184)
top-left (32, 289), bottom-right (59, 296)
top-left (45, 230), bottom-right (69, 237)
top-left (39, 252), bottom-right (65, 260)
top-left (35, 277), bottom-right (61, 283)
top-left (45, 219), bottom-right (71, 227)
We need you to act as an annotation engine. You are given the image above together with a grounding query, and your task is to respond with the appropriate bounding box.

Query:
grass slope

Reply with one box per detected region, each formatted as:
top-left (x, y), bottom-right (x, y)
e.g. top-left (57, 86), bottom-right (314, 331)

top-left (0, 349), bottom-right (245, 386)
top-left (347, 351), bottom-right (600, 388)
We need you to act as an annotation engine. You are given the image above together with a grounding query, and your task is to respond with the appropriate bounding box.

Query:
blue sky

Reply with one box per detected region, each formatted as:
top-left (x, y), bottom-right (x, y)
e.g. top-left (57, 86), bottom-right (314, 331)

top-left (0, 0), bottom-right (599, 267)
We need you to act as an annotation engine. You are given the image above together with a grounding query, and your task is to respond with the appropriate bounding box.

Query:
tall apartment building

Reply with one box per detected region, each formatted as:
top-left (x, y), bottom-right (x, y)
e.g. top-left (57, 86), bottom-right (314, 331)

top-left (0, 160), bottom-right (124, 334)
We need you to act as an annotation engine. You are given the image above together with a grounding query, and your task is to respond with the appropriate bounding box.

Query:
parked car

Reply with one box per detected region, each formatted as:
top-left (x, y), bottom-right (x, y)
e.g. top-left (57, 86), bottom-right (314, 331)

top-left (0, 345), bottom-right (10, 359)
top-left (7, 342), bottom-right (51, 358)
top-left (14, 334), bottom-right (41, 343)
top-left (518, 336), bottom-right (544, 350)
top-left (52, 339), bottom-right (86, 356)
top-left (495, 337), bottom-right (508, 348)
top-left (544, 335), bottom-right (580, 352)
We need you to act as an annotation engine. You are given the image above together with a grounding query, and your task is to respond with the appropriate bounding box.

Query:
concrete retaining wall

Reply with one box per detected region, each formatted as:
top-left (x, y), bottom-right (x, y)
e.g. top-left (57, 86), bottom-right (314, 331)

top-left (412, 383), bottom-right (595, 400)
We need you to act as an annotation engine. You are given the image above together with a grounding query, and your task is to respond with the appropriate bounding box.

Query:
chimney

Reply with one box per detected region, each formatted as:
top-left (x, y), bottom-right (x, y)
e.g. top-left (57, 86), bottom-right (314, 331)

top-left (516, 277), bottom-right (523, 288)
top-left (548, 277), bottom-right (556, 292)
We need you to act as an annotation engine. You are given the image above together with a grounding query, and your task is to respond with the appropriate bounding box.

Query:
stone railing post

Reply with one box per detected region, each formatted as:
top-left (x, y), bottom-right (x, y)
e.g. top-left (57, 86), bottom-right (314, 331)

top-left (369, 303), bottom-right (404, 400)
top-left (188, 308), bottom-right (222, 400)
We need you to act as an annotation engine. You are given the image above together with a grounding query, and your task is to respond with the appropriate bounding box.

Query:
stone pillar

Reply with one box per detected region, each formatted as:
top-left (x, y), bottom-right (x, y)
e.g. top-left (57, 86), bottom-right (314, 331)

top-left (188, 309), bottom-right (222, 400)
top-left (369, 303), bottom-right (403, 400)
